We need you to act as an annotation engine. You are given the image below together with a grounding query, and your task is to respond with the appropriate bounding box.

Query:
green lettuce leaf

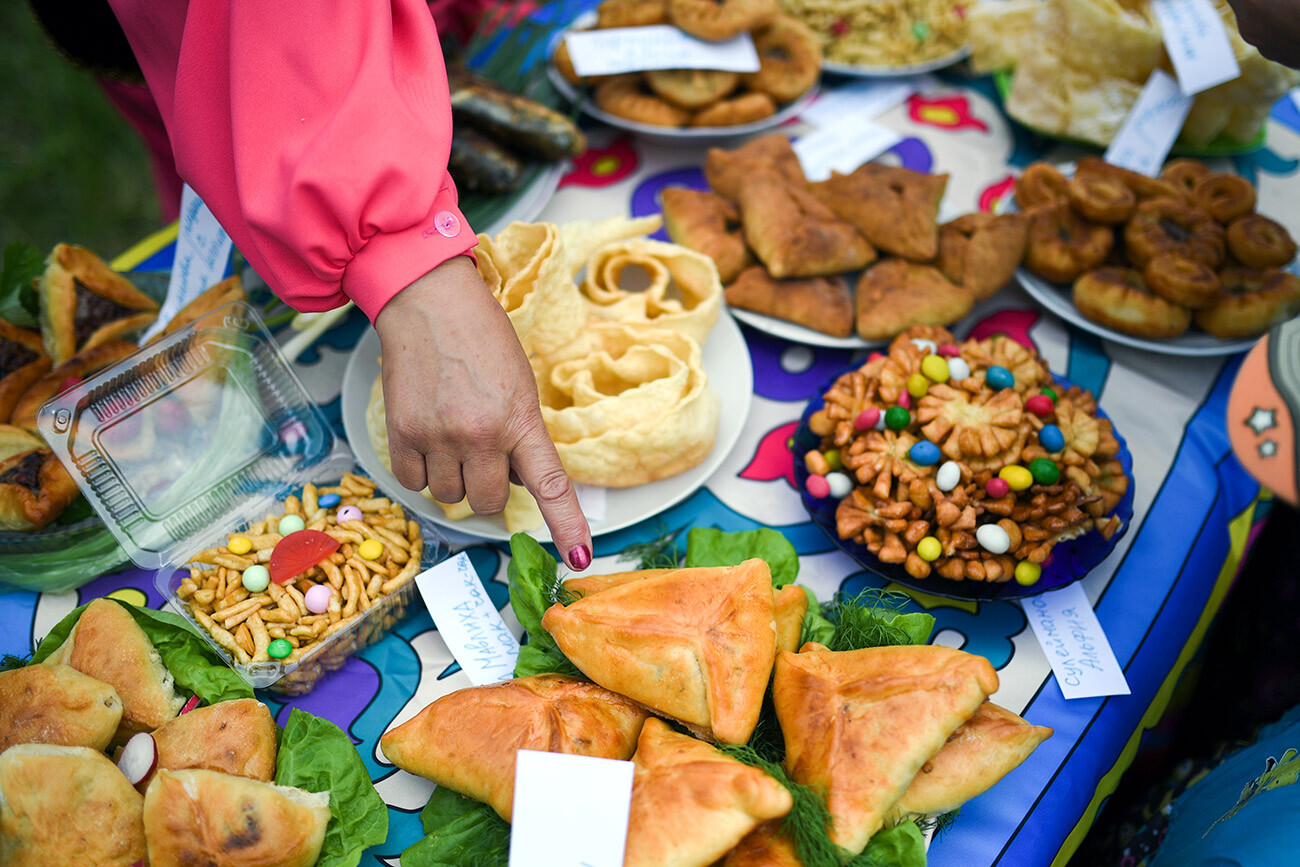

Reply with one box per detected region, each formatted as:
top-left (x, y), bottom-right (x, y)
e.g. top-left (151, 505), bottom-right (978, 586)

top-left (846, 821), bottom-right (927, 867)
top-left (799, 585), bottom-right (837, 647)
top-left (30, 598), bottom-right (252, 704)
top-left (684, 527), bottom-right (799, 587)
top-left (824, 590), bottom-right (935, 652)
top-left (275, 708), bottom-right (388, 867)
top-left (506, 533), bottom-right (581, 679)
top-left (0, 241), bottom-right (43, 328)
top-left (403, 786), bottom-right (510, 867)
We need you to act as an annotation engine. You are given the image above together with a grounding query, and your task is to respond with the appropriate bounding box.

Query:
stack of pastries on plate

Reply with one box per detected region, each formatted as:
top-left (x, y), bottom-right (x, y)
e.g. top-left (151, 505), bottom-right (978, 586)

top-left (1018, 157), bottom-right (1300, 340)
top-left (661, 134), bottom-right (1031, 340)
top-left (810, 326), bottom-right (1129, 583)
top-left (367, 216), bottom-right (724, 532)
top-left (553, 0), bottom-right (821, 128)
top-left (0, 599), bottom-right (330, 866)
top-left (381, 558), bottom-right (1052, 864)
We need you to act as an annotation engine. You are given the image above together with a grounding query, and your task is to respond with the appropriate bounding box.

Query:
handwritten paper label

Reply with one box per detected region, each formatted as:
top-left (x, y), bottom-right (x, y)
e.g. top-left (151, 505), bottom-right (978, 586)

top-left (141, 184), bottom-right (233, 343)
top-left (794, 117), bottom-right (903, 182)
top-left (800, 77), bottom-right (923, 128)
top-left (1020, 583), bottom-right (1130, 700)
top-left (415, 552), bottom-right (519, 685)
top-left (1151, 0), bottom-right (1240, 95)
top-left (574, 483), bottom-right (607, 523)
top-left (1104, 69), bottom-right (1194, 177)
top-left (509, 751), bottom-right (635, 867)
top-left (565, 26), bottom-right (759, 77)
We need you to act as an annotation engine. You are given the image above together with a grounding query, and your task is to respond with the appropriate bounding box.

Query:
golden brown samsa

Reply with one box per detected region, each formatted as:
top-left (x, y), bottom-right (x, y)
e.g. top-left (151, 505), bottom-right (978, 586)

top-left (936, 212), bottom-right (1030, 300)
top-left (625, 719), bottom-right (793, 867)
top-left (724, 266), bottom-right (854, 338)
top-left (140, 698), bottom-right (277, 791)
top-left (773, 585), bottom-right (809, 657)
top-left (704, 134), bottom-right (807, 203)
top-left (774, 644), bottom-right (998, 854)
top-left (855, 259), bottom-right (973, 341)
top-left (0, 663), bottom-right (122, 752)
top-left (724, 821), bottom-right (803, 867)
top-left (811, 164), bottom-right (948, 262)
top-left (379, 674), bottom-right (650, 820)
top-left (739, 178), bottom-right (876, 279)
top-left (542, 560), bottom-right (777, 744)
top-left (142, 768), bottom-right (330, 867)
top-left (662, 187), bottom-right (754, 284)
top-left (0, 743), bottom-right (145, 867)
top-left (562, 567), bottom-right (676, 599)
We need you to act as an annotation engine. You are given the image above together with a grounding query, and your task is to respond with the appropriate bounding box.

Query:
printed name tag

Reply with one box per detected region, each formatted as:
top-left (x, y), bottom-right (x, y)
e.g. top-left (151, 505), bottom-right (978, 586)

top-left (415, 552), bottom-right (520, 685)
top-left (141, 184), bottom-right (233, 343)
top-left (1104, 69), bottom-right (1194, 177)
top-left (565, 26), bottom-right (759, 77)
top-left (1151, 0), bottom-right (1240, 95)
top-left (1020, 583), bottom-right (1130, 700)
top-left (509, 751), bottom-right (635, 867)
top-left (794, 117), bottom-right (903, 182)
top-left (800, 77), bottom-right (923, 129)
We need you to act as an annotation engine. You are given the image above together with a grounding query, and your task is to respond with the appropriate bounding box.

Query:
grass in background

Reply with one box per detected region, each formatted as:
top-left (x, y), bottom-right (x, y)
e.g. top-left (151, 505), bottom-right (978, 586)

top-left (0, 3), bottom-right (159, 259)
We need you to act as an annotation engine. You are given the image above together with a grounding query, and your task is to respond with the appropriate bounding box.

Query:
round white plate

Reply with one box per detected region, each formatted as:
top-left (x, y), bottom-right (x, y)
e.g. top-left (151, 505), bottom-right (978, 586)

top-left (821, 46), bottom-right (971, 79)
top-left (341, 314), bottom-right (754, 542)
top-left (729, 307), bottom-right (885, 350)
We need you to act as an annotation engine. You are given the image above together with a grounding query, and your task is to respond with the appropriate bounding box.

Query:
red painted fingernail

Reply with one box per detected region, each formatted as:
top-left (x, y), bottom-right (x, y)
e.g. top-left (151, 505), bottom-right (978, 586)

top-left (568, 544), bottom-right (591, 571)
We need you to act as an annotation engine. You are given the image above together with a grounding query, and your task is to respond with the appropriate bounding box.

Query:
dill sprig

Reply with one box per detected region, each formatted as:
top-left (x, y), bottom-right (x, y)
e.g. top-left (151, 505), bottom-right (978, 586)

top-left (913, 809), bottom-right (960, 839)
top-left (617, 523), bottom-right (688, 570)
top-left (825, 588), bottom-right (931, 652)
top-left (0, 653), bottom-right (29, 672)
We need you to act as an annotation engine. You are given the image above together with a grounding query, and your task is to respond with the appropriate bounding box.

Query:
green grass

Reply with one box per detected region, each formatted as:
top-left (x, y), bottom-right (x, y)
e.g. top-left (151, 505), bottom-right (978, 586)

top-left (0, 4), bottom-right (160, 260)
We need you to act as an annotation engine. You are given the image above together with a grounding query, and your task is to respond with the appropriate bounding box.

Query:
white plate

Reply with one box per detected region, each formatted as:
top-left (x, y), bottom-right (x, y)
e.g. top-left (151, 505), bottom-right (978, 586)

top-left (729, 307), bottom-right (885, 349)
top-left (465, 161), bottom-right (565, 239)
top-left (821, 46), bottom-right (971, 79)
top-left (341, 314), bottom-right (754, 542)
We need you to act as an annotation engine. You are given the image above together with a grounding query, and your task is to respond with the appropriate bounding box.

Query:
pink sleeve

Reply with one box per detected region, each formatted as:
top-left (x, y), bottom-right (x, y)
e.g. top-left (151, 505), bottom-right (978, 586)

top-left (106, 0), bottom-right (477, 321)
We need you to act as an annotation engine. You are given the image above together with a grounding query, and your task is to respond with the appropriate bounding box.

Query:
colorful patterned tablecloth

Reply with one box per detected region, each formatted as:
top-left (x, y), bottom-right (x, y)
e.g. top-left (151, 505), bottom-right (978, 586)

top-left (4, 71), bottom-right (1300, 866)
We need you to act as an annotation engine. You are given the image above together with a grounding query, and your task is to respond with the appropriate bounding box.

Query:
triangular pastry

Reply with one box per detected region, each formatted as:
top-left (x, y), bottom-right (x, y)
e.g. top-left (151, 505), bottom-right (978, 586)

top-left (810, 164), bottom-right (948, 262)
top-left (662, 187), bottom-right (754, 285)
top-left (704, 134), bottom-right (806, 203)
top-left (562, 567), bottom-right (676, 599)
top-left (739, 177), bottom-right (876, 279)
top-left (0, 321), bottom-right (50, 423)
top-left (773, 585), bottom-right (808, 656)
top-left (137, 698), bottom-right (278, 791)
top-left (542, 560), bottom-right (777, 744)
top-left (378, 674), bottom-right (649, 820)
top-left (624, 719), bottom-right (793, 867)
top-left (774, 644), bottom-right (998, 853)
top-left (725, 266), bottom-right (854, 338)
top-left (723, 821), bottom-right (802, 867)
top-left (38, 243), bottom-right (158, 365)
top-left (936, 212), bottom-right (1030, 300)
top-left (855, 259), bottom-right (972, 341)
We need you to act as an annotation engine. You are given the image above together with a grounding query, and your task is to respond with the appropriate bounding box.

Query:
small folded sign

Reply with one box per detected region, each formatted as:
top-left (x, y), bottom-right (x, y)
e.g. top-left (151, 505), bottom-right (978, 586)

top-left (415, 552), bottom-right (520, 685)
top-left (509, 750), bottom-right (635, 867)
top-left (1104, 69), bottom-right (1194, 177)
top-left (1020, 583), bottom-right (1130, 700)
top-left (564, 26), bottom-right (760, 77)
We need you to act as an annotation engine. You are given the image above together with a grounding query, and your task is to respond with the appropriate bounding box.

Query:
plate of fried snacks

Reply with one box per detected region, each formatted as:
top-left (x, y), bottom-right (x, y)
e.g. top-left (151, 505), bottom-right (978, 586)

top-left (388, 529), bottom-right (1053, 866)
top-left (343, 215), bottom-right (753, 542)
top-left (547, 7), bottom-right (820, 143)
top-left (969, 0), bottom-right (1300, 153)
top-left (658, 133), bottom-right (1032, 347)
top-left (1011, 158), bottom-right (1300, 355)
top-left (793, 326), bottom-right (1134, 602)
top-left (0, 596), bottom-right (388, 865)
top-left (783, 0), bottom-right (971, 77)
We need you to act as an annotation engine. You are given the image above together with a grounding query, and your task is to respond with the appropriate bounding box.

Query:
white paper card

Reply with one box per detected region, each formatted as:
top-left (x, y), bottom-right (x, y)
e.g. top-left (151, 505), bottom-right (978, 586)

top-left (565, 27), bottom-right (759, 77)
top-left (141, 184), bottom-right (233, 343)
top-left (574, 483), bottom-right (607, 522)
top-left (509, 751), bottom-right (635, 867)
top-left (794, 117), bottom-right (903, 182)
top-left (1151, 0), bottom-right (1240, 95)
top-left (1103, 70), bottom-right (1194, 177)
top-left (1020, 583), bottom-right (1130, 700)
top-left (800, 77), bottom-right (923, 128)
top-left (415, 552), bottom-right (519, 685)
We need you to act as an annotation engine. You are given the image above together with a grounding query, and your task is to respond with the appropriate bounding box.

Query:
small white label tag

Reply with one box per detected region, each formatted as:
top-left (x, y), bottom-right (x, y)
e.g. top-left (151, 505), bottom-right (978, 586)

top-left (1020, 583), bottom-right (1130, 700)
top-left (793, 117), bottom-right (903, 182)
top-left (565, 26), bottom-right (759, 77)
top-left (141, 184), bottom-right (233, 343)
top-left (415, 552), bottom-right (519, 685)
top-left (1103, 69), bottom-right (1194, 177)
top-left (1151, 0), bottom-right (1240, 95)
top-left (800, 78), bottom-right (922, 128)
top-left (508, 751), bottom-right (635, 867)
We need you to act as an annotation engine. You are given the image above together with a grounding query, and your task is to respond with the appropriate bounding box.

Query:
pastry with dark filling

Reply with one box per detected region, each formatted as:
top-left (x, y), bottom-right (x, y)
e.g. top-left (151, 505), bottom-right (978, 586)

top-left (0, 320), bottom-right (50, 423)
top-left (10, 340), bottom-right (138, 432)
top-left (0, 446), bottom-right (79, 531)
top-left (38, 243), bottom-right (158, 365)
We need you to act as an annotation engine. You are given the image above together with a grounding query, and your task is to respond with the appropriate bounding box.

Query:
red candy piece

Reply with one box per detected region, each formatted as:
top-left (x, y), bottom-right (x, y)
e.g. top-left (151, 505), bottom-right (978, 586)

top-left (269, 529), bottom-right (340, 585)
top-left (1025, 395), bottom-right (1055, 418)
top-left (937, 344), bottom-right (961, 357)
top-left (897, 391), bottom-right (911, 410)
top-left (985, 477), bottom-right (1011, 498)
top-left (806, 474), bottom-right (831, 499)
top-left (854, 408), bottom-right (881, 431)
top-left (867, 352), bottom-right (885, 362)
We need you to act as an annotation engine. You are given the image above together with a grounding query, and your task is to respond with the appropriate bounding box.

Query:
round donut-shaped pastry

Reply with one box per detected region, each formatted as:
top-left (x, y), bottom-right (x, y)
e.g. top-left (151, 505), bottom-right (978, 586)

top-left (1075, 156), bottom-right (1184, 202)
top-left (739, 15), bottom-right (820, 104)
top-left (668, 0), bottom-right (778, 40)
top-left (1024, 202), bottom-right (1114, 284)
top-left (1160, 158), bottom-right (1212, 201)
top-left (1191, 173), bottom-right (1257, 223)
top-left (1143, 253), bottom-right (1221, 309)
top-left (690, 92), bottom-right (776, 126)
top-left (1226, 214), bottom-right (1298, 269)
top-left (644, 68), bottom-right (739, 109)
top-left (1073, 267), bottom-right (1192, 339)
top-left (1123, 198), bottom-right (1225, 268)
top-left (1196, 267), bottom-right (1300, 339)
top-left (596, 0), bottom-right (669, 29)
top-left (1015, 163), bottom-right (1069, 210)
top-left (594, 75), bottom-right (692, 127)
top-left (553, 40), bottom-right (584, 87)
top-left (1067, 174), bottom-right (1136, 224)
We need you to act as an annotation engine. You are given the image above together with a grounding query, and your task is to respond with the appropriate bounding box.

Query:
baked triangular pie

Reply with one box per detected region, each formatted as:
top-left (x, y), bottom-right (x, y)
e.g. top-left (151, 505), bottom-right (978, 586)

top-left (773, 584), bottom-right (808, 656)
top-left (662, 187), bottom-right (754, 285)
top-left (936, 212), bottom-right (1030, 300)
top-left (810, 164), bottom-right (949, 262)
top-left (723, 821), bottom-right (802, 867)
top-left (624, 718), bottom-right (793, 867)
top-left (725, 266), bottom-right (853, 337)
top-left (774, 644), bottom-right (998, 853)
top-left (138, 698), bottom-right (278, 791)
top-left (739, 178), bottom-right (876, 279)
top-left (542, 560), bottom-right (776, 744)
top-left (0, 445), bottom-right (79, 532)
top-left (0, 321), bottom-right (50, 423)
top-left (38, 244), bottom-right (158, 365)
top-left (704, 134), bottom-right (806, 203)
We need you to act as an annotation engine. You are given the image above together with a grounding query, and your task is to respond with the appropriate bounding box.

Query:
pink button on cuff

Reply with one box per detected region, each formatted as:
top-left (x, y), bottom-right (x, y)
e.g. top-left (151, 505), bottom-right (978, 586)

top-left (431, 210), bottom-right (460, 238)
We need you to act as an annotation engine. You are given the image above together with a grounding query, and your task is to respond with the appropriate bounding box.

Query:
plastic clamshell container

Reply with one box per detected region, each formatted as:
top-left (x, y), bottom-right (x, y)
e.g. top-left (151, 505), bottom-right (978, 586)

top-left (37, 301), bottom-right (446, 694)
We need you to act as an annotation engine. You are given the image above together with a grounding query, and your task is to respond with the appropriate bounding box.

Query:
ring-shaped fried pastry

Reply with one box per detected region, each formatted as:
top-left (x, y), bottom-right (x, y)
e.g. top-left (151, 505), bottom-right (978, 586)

top-left (740, 15), bottom-right (820, 104)
top-left (645, 68), bottom-right (739, 109)
top-left (668, 0), bottom-right (778, 41)
top-left (1123, 198), bottom-right (1225, 268)
top-left (1195, 267), bottom-right (1300, 339)
top-left (1075, 156), bottom-right (1184, 202)
top-left (595, 75), bottom-right (692, 127)
top-left (1015, 163), bottom-right (1069, 210)
top-left (1024, 202), bottom-right (1113, 284)
top-left (1067, 174), bottom-right (1136, 224)
top-left (1191, 173), bottom-right (1256, 223)
top-left (1160, 158), bottom-right (1212, 201)
top-left (1226, 214), bottom-right (1298, 269)
top-left (597, 0), bottom-right (668, 28)
top-left (1143, 253), bottom-right (1221, 309)
top-left (1073, 267), bottom-right (1192, 339)
top-left (692, 92), bottom-right (777, 126)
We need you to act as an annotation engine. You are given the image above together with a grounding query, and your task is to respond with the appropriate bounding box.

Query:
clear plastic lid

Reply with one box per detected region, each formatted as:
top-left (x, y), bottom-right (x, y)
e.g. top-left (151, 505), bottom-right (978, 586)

top-left (37, 302), bottom-right (336, 570)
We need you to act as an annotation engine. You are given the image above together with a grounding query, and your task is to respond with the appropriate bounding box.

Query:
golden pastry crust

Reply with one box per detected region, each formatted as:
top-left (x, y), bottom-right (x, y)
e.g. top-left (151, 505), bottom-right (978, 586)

top-left (936, 212), bottom-right (1030, 300)
top-left (1067, 173), bottom-right (1137, 224)
top-left (146, 276), bottom-right (246, 344)
top-left (739, 176), bottom-right (875, 278)
top-left (596, 0), bottom-right (669, 28)
top-left (38, 243), bottom-right (158, 365)
top-left (1024, 202), bottom-right (1113, 284)
top-left (704, 134), bottom-right (806, 202)
top-left (740, 15), bottom-right (820, 104)
top-left (1195, 267), bottom-right (1300, 339)
top-left (961, 335), bottom-right (1053, 395)
top-left (1015, 163), bottom-right (1069, 210)
top-left (1123, 198), bottom-right (1225, 268)
top-left (141, 699), bottom-right (277, 791)
top-left (9, 340), bottom-right (138, 431)
top-left (1074, 156), bottom-right (1184, 202)
top-left (1160, 158), bottom-right (1212, 201)
top-left (1190, 172), bottom-right (1257, 223)
top-left (0, 448), bottom-right (80, 532)
top-left (0, 664), bottom-right (122, 752)
top-left (855, 259), bottom-right (973, 341)
top-left (645, 68), bottom-right (740, 109)
top-left (723, 822), bottom-right (803, 867)
top-left (667, 0), bottom-right (778, 41)
top-left (594, 75), bottom-right (692, 127)
top-left (0, 319), bottom-right (50, 424)
top-left (773, 585), bottom-right (809, 657)
top-left (662, 187), bottom-right (753, 284)
top-left (1226, 214), bottom-right (1298, 269)
top-left (917, 383), bottom-right (1026, 467)
top-left (1072, 267), bottom-right (1192, 339)
top-left (810, 164), bottom-right (949, 262)
top-left (691, 92), bottom-right (777, 126)
top-left (1143, 253), bottom-right (1221, 309)
top-left (725, 266), bottom-right (854, 337)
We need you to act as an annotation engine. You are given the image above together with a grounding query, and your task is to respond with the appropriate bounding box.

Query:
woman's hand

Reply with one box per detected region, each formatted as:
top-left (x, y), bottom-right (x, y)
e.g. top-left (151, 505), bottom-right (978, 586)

top-left (373, 256), bottom-right (592, 570)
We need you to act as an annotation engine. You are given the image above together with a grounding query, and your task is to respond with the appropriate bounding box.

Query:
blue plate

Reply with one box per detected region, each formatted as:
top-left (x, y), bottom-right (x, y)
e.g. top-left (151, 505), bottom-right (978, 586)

top-left (793, 364), bottom-right (1136, 601)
